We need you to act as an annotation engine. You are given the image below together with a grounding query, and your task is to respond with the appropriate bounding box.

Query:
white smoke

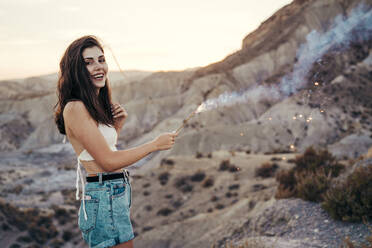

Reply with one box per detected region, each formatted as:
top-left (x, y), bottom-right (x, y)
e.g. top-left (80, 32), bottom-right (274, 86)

top-left (197, 3), bottom-right (372, 113)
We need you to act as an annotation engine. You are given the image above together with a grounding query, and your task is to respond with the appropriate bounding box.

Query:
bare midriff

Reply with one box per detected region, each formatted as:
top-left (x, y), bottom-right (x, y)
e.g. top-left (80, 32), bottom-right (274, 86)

top-left (82, 160), bottom-right (123, 177)
top-left (65, 125), bottom-right (123, 177)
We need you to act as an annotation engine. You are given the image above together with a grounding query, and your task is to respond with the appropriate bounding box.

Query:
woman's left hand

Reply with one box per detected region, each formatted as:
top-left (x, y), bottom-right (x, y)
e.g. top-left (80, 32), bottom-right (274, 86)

top-left (111, 103), bottom-right (128, 131)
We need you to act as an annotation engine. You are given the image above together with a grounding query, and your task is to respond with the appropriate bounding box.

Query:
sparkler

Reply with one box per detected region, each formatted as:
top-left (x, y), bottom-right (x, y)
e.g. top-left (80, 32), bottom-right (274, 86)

top-left (174, 103), bottom-right (203, 134)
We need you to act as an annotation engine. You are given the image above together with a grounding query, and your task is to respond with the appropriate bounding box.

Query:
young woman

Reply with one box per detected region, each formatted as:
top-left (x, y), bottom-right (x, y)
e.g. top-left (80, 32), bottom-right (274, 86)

top-left (54, 35), bottom-right (178, 248)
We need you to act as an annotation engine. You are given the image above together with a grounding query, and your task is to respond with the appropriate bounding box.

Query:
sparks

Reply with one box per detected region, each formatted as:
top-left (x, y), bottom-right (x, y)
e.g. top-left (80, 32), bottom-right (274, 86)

top-left (196, 103), bottom-right (205, 113)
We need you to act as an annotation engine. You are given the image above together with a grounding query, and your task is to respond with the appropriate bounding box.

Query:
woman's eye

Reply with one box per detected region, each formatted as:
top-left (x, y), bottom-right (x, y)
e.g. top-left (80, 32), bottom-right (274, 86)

top-left (99, 58), bottom-right (106, 63)
top-left (85, 61), bottom-right (91, 65)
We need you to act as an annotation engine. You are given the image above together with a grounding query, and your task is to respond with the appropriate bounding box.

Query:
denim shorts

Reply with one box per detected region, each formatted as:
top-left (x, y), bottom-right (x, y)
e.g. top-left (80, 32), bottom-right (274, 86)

top-left (78, 172), bottom-right (135, 248)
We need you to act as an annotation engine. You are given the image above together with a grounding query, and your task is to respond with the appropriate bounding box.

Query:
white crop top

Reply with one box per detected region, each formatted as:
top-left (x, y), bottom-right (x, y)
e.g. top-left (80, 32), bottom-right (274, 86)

top-left (63, 123), bottom-right (118, 220)
top-left (78, 123), bottom-right (118, 161)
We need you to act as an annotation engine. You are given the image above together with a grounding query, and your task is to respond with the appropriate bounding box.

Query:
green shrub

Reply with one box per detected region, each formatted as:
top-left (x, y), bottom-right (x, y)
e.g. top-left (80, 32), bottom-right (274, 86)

top-left (322, 166), bottom-right (372, 222)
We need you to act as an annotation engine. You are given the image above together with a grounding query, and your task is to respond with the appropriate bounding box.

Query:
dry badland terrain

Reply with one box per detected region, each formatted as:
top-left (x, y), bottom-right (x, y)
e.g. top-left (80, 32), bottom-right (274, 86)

top-left (0, 0), bottom-right (371, 247)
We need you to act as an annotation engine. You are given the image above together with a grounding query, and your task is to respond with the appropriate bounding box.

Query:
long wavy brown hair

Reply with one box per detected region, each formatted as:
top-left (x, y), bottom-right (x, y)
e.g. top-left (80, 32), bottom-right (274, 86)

top-left (54, 35), bottom-right (115, 135)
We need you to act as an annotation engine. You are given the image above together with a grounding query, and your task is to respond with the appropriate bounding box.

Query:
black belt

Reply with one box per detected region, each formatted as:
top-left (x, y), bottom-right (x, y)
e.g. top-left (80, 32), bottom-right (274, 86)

top-left (86, 170), bottom-right (130, 183)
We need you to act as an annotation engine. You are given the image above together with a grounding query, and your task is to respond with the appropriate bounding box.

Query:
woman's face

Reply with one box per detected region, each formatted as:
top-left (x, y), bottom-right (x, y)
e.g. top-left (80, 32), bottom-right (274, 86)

top-left (82, 46), bottom-right (108, 94)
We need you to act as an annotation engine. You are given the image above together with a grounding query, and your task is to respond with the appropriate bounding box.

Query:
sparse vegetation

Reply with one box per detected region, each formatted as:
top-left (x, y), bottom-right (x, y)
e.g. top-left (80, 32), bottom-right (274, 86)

top-left (157, 208), bottom-right (173, 216)
top-left (294, 147), bottom-right (344, 176)
top-left (229, 164), bottom-right (240, 172)
top-left (219, 160), bottom-right (240, 172)
top-left (142, 226), bottom-right (154, 232)
top-left (62, 230), bottom-right (73, 241)
top-left (202, 176), bottom-right (214, 188)
top-left (276, 146), bottom-right (372, 224)
top-left (13, 185), bottom-right (23, 194)
top-left (251, 184), bottom-right (267, 192)
top-left (196, 151), bottom-right (203, 158)
top-left (143, 183), bottom-right (151, 188)
top-left (17, 235), bottom-right (32, 243)
top-left (160, 158), bottom-right (175, 166)
top-left (158, 171), bottom-right (170, 185)
top-left (174, 176), bottom-right (193, 193)
top-left (171, 199), bottom-right (183, 208)
top-left (322, 166), bottom-right (372, 222)
top-left (275, 147), bottom-right (345, 201)
top-left (0, 201), bottom-right (58, 245)
top-left (190, 170), bottom-right (206, 182)
top-left (211, 195), bottom-right (219, 202)
top-left (228, 184), bottom-right (240, 190)
top-left (219, 160), bottom-right (231, 171)
top-left (255, 162), bottom-right (279, 178)
top-left (51, 205), bottom-right (70, 225)
top-left (144, 205), bottom-right (153, 211)
top-left (215, 203), bottom-right (225, 210)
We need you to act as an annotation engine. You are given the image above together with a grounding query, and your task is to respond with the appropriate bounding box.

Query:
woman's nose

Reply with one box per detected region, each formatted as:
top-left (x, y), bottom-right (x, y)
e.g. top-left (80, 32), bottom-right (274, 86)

top-left (93, 61), bottom-right (104, 70)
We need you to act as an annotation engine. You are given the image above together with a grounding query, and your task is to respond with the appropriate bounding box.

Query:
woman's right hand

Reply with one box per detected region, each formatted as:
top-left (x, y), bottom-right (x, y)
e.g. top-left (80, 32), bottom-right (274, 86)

top-left (153, 132), bottom-right (178, 151)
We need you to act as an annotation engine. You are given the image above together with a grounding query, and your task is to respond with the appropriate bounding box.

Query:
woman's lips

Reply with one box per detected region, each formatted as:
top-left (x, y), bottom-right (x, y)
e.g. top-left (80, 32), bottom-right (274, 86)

top-left (92, 73), bottom-right (105, 80)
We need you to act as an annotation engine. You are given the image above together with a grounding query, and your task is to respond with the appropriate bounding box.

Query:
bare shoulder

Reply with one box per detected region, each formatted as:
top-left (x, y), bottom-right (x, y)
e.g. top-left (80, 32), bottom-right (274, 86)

top-left (63, 100), bottom-right (88, 120)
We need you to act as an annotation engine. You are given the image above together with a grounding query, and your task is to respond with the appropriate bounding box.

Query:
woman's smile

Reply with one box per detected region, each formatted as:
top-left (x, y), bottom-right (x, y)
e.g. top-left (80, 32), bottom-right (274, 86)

top-left (82, 46), bottom-right (109, 92)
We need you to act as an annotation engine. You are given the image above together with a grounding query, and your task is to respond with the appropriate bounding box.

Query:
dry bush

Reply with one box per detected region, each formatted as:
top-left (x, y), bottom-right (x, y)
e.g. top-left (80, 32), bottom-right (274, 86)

top-left (156, 208), bottom-right (173, 216)
top-left (255, 162), bottom-right (279, 178)
top-left (294, 146), bottom-right (344, 176)
top-left (160, 158), bottom-right (175, 166)
top-left (322, 166), bottom-right (372, 222)
top-left (158, 171), bottom-right (170, 185)
top-left (202, 176), bottom-right (214, 188)
top-left (295, 169), bottom-right (332, 202)
top-left (196, 152), bottom-right (203, 158)
top-left (219, 160), bottom-right (240, 173)
top-left (174, 176), bottom-right (193, 193)
top-left (275, 147), bottom-right (344, 201)
top-left (219, 160), bottom-right (231, 171)
top-left (0, 201), bottom-right (58, 245)
top-left (190, 170), bottom-right (206, 182)
top-left (275, 169), bottom-right (296, 199)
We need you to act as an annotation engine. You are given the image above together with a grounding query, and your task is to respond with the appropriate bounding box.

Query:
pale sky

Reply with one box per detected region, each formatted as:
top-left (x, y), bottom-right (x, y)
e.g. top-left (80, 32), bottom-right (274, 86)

top-left (0, 0), bottom-right (292, 80)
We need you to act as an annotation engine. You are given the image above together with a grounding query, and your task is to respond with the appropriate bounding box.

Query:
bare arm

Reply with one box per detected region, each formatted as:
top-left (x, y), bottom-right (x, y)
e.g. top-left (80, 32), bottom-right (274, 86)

top-left (63, 101), bottom-right (177, 172)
